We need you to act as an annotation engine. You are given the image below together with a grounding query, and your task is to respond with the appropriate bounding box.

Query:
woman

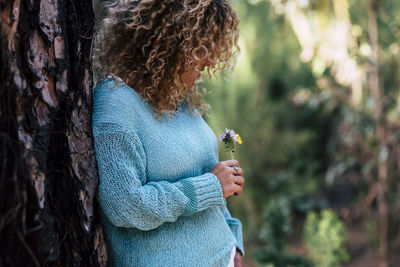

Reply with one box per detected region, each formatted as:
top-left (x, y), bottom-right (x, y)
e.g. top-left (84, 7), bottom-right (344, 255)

top-left (92, 1), bottom-right (245, 266)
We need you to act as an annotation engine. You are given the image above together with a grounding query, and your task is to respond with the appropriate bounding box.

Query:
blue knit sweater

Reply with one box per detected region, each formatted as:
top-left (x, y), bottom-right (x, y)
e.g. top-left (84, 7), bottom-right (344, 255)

top-left (92, 78), bottom-right (244, 267)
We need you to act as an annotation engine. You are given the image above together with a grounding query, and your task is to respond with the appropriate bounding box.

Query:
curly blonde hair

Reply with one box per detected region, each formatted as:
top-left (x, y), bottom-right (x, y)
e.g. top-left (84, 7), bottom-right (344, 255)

top-left (94, 0), bottom-right (240, 118)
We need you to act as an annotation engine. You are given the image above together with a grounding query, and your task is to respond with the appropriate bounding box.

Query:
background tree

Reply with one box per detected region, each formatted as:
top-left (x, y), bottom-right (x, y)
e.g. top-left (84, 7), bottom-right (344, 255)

top-left (0, 1), bottom-right (106, 266)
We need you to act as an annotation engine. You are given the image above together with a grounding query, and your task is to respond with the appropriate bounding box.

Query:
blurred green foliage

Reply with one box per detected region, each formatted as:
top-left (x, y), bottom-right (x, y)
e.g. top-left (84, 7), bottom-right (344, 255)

top-left (252, 199), bottom-right (313, 267)
top-left (303, 210), bottom-right (349, 267)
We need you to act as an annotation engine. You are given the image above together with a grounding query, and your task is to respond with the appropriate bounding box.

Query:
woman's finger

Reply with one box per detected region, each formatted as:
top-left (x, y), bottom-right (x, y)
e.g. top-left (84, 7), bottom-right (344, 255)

top-left (233, 167), bottom-right (243, 176)
top-left (232, 175), bottom-right (244, 187)
top-left (230, 166), bottom-right (243, 177)
top-left (225, 159), bottom-right (240, 167)
top-left (232, 184), bottom-right (242, 196)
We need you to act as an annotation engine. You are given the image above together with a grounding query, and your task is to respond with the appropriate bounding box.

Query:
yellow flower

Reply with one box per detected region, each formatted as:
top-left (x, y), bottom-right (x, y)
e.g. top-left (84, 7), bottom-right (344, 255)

top-left (236, 134), bottom-right (243, 144)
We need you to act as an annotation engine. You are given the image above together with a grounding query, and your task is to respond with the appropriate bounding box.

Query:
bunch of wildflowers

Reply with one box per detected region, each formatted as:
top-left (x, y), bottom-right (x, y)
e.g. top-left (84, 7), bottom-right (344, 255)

top-left (218, 128), bottom-right (243, 159)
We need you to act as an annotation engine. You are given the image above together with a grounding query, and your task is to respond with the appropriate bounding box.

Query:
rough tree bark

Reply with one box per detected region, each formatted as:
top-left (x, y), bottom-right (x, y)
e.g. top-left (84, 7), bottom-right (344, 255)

top-left (368, 0), bottom-right (389, 266)
top-left (0, 0), bottom-right (107, 266)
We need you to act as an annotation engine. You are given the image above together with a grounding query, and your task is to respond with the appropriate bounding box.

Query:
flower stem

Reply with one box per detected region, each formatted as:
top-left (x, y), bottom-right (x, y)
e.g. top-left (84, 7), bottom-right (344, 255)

top-left (230, 150), bottom-right (234, 160)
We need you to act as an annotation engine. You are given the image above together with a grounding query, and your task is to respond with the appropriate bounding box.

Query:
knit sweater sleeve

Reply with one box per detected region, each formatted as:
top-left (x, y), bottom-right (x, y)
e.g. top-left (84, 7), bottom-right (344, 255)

top-left (93, 122), bottom-right (225, 231)
top-left (221, 202), bottom-right (245, 257)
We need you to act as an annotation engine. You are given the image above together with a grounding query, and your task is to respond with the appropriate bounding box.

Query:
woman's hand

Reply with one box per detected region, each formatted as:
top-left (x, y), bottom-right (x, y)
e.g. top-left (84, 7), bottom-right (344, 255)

top-left (210, 160), bottom-right (244, 198)
top-left (234, 249), bottom-right (243, 267)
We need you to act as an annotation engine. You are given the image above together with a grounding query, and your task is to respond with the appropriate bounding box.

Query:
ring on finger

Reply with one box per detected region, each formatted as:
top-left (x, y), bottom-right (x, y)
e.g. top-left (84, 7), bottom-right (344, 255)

top-left (232, 165), bottom-right (239, 175)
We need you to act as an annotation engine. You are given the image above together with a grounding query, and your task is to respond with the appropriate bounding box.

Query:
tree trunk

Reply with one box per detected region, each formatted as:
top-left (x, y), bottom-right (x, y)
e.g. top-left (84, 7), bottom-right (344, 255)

top-left (0, 0), bottom-right (107, 266)
top-left (368, 0), bottom-right (389, 266)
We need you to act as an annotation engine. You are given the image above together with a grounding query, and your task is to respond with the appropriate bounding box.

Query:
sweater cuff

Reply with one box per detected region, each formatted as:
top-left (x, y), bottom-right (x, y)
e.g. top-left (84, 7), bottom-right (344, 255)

top-left (237, 245), bottom-right (245, 258)
top-left (179, 173), bottom-right (225, 216)
top-left (235, 229), bottom-right (245, 257)
top-left (227, 219), bottom-right (245, 257)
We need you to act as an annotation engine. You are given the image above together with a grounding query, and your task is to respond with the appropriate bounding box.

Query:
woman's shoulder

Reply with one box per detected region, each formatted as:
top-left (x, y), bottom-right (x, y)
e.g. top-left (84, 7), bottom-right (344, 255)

top-left (93, 77), bottom-right (143, 104)
top-left (92, 77), bottom-right (149, 131)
